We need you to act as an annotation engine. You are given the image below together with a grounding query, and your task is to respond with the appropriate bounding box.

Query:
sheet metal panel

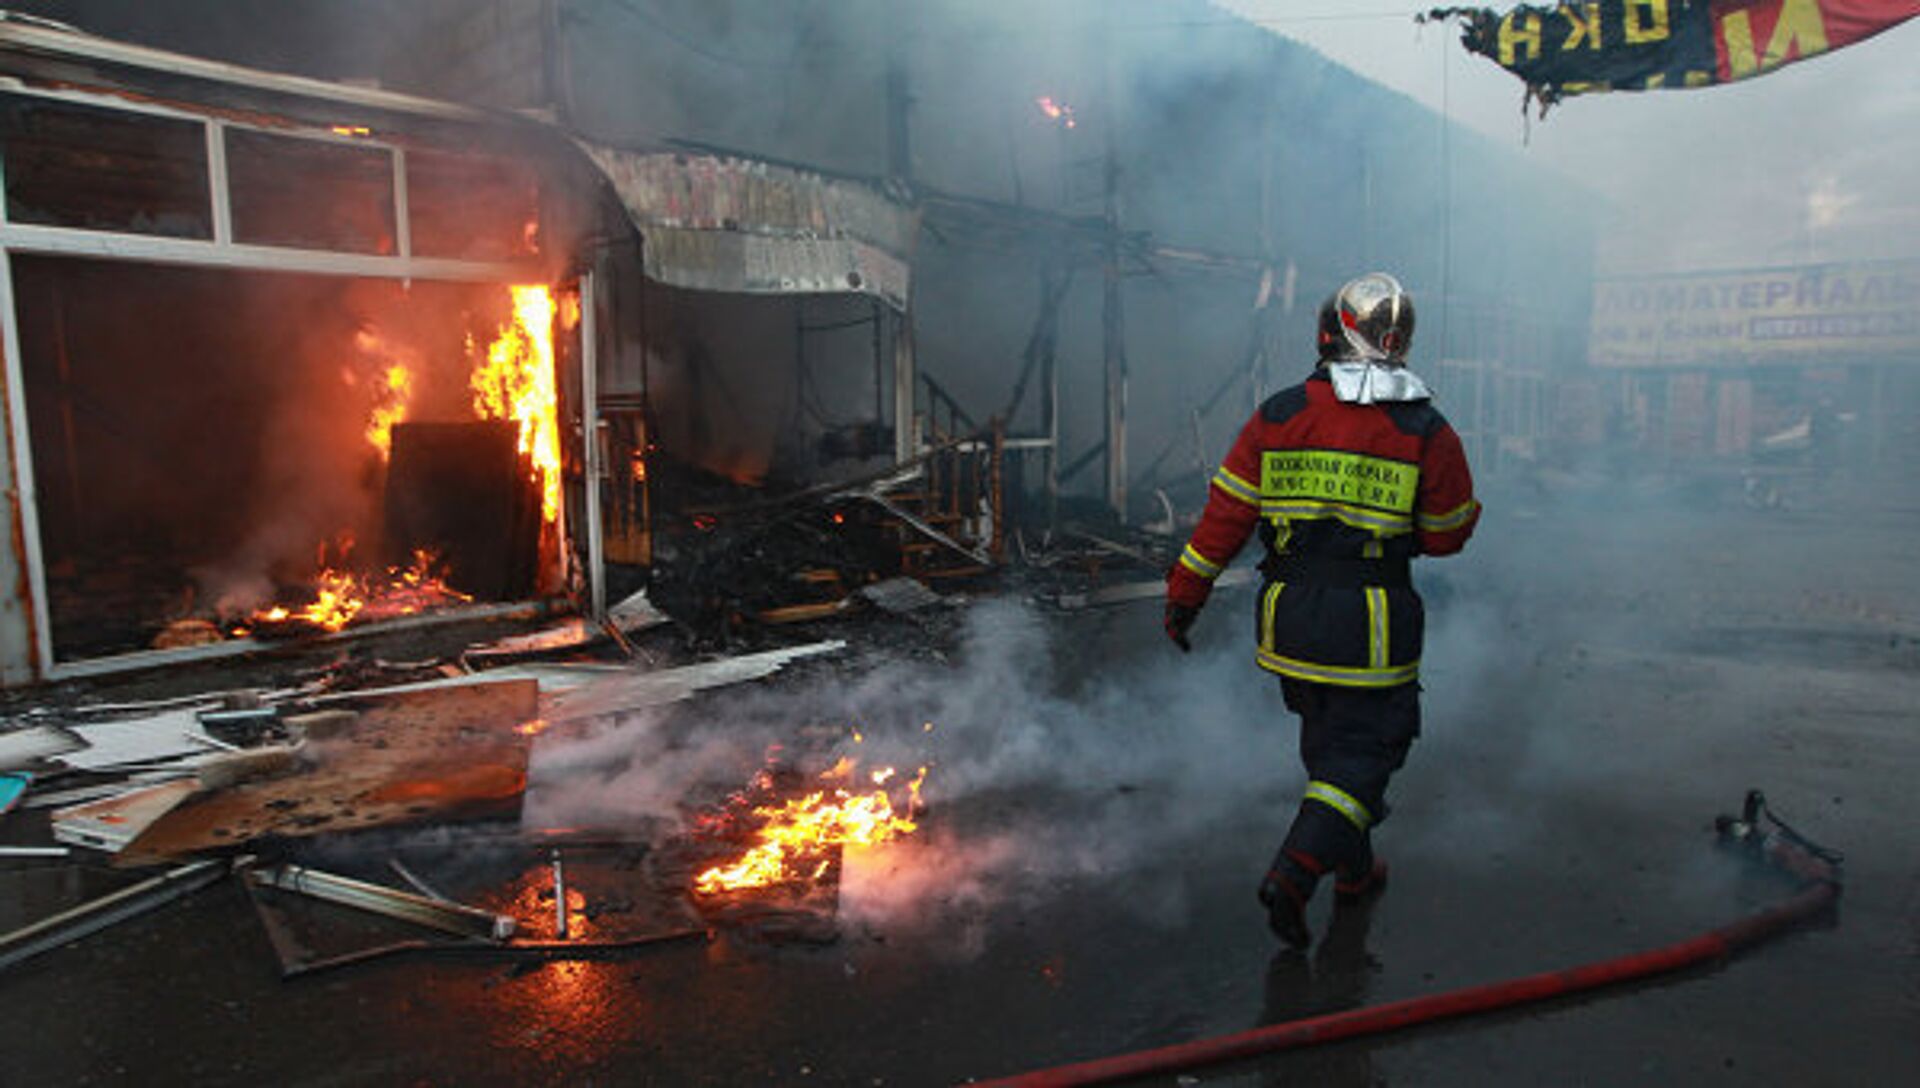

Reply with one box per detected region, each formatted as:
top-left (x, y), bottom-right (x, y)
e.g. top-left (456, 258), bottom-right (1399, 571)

top-left (578, 144), bottom-right (916, 309)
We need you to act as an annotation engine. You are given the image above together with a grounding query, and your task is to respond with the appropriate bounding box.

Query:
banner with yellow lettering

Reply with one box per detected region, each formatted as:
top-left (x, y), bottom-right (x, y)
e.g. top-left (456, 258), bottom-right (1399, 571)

top-left (1590, 260), bottom-right (1920, 367)
top-left (1424, 1), bottom-right (1920, 108)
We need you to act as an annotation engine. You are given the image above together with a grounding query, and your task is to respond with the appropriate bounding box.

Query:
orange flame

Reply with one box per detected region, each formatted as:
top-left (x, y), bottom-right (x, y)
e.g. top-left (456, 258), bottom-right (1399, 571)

top-left (694, 763), bottom-right (929, 895)
top-left (364, 358), bottom-right (414, 461)
top-left (1036, 95), bottom-right (1077, 129)
top-left (250, 548), bottom-right (472, 633)
top-left (473, 285), bottom-right (562, 525)
top-left (297, 567), bottom-right (367, 631)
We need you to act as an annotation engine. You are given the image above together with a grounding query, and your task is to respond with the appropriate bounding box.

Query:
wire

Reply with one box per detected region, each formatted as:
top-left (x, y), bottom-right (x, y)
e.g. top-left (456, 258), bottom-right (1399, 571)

top-left (1757, 796), bottom-right (1846, 866)
top-left (601, 0), bottom-right (797, 70)
top-left (1440, 17), bottom-right (1454, 362)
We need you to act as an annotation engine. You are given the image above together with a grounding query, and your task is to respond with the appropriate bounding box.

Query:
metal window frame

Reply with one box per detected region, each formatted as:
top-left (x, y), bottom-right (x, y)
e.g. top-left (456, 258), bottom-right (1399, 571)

top-left (0, 83), bottom-right (556, 681)
top-left (580, 268), bottom-right (605, 621)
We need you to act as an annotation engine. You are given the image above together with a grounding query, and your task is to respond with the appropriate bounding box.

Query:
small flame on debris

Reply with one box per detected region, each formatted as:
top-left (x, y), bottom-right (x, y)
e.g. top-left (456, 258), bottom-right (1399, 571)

top-left (516, 718), bottom-right (551, 737)
top-left (693, 762), bottom-right (929, 896)
top-left (250, 547), bottom-right (471, 633)
top-left (1036, 95), bottom-right (1077, 129)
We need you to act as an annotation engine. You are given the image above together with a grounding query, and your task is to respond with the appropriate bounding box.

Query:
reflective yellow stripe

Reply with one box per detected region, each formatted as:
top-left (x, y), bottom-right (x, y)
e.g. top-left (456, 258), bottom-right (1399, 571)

top-left (1211, 466), bottom-right (1261, 507)
top-left (1417, 499), bottom-right (1480, 533)
top-left (1261, 580), bottom-right (1284, 650)
top-left (1256, 646), bottom-right (1419, 687)
top-left (1365, 586), bottom-right (1389, 670)
top-left (1269, 515), bottom-right (1293, 553)
top-left (1360, 538), bottom-right (1384, 559)
top-left (1260, 449), bottom-right (1419, 514)
top-left (1262, 499), bottom-right (1413, 535)
top-left (1179, 543), bottom-right (1224, 580)
top-left (1304, 780), bottom-right (1374, 831)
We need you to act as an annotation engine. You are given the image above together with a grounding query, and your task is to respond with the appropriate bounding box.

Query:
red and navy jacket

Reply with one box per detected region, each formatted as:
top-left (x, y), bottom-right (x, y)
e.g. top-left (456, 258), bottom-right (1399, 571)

top-left (1167, 371), bottom-right (1479, 687)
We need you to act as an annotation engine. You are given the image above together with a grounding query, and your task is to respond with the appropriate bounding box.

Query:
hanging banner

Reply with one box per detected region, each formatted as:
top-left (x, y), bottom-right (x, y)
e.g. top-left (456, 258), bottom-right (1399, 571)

top-left (1423, 1), bottom-right (1920, 107)
top-left (1590, 260), bottom-right (1920, 367)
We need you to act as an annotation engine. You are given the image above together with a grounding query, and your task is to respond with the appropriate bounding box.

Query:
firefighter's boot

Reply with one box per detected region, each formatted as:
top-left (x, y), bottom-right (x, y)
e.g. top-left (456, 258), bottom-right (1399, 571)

top-left (1258, 849), bottom-right (1323, 949)
top-left (1333, 858), bottom-right (1389, 903)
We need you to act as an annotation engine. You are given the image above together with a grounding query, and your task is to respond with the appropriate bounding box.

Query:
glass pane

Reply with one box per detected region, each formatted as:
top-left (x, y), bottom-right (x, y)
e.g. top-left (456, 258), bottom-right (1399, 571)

top-left (226, 128), bottom-right (395, 254)
top-left (0, 93), bottom-right (212, 238)
top-left (407, 149), bottom-right (541, 261)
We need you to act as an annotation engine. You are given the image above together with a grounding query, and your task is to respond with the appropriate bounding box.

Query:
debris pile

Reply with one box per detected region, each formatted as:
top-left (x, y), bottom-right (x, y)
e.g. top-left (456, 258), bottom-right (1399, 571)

top-left (0, 601), bottom-right (871, 979)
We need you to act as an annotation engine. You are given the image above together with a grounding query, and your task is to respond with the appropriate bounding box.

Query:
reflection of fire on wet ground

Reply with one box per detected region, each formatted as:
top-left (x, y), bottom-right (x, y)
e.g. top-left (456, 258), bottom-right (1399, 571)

top-left (474, 840), bottom-right (697, 944)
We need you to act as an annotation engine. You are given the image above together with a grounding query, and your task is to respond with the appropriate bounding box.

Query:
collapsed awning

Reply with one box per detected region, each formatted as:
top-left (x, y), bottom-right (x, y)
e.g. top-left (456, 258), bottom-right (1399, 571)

top-left (578, 143), bottom-right (917, 310)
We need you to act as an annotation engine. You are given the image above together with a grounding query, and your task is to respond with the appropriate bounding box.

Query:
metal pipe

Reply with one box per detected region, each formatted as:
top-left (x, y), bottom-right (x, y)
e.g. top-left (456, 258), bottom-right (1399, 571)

top-left (265, 928), bottom-right (710, 981)
top-left (551, 849), bottom-right (568, 940)
top-left (0, 860), bottom-right (226, 971)
top-left (386, 858), bottom-right (453, 903)
top-left (581, 269), bottom-right (606, 622)
top-left (0, 845), bottom-right (70, 858)
top-left (252, 864), bottom-right (514, 942)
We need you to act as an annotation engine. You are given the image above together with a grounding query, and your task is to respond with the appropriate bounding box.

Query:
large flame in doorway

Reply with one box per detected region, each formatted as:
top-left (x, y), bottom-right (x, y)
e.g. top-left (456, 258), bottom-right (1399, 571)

top-left (473, 285), bottom-right (563, 526)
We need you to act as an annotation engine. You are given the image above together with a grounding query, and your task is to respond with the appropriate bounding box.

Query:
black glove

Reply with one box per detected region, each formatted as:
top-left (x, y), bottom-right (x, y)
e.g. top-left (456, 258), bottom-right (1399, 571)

top-left (1164, 601), bottom-right (1199, 653)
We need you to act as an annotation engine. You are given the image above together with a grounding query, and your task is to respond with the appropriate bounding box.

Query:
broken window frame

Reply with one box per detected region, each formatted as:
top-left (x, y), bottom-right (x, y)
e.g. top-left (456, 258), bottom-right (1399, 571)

top-left (0, 83), bottom-right (578, 683)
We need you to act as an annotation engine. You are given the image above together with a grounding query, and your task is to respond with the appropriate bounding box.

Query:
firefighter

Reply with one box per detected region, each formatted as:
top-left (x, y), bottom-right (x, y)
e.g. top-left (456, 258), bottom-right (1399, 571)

top-left (1163, 272), bottom-right (1479, 948)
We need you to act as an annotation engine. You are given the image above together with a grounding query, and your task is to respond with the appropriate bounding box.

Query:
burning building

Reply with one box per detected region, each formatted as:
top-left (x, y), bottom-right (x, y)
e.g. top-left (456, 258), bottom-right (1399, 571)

top-left (371, 0), bottom-right (1593, 518)
top-left (0, 16), bottom-right (634, 683)
top-left (0, 0), bottom-right (1597, 680)
top-left (0, 12), bottom-right (931, 684)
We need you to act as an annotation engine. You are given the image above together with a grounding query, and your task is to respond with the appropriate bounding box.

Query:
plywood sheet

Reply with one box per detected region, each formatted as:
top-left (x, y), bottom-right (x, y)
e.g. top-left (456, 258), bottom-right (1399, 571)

top-left (119, 679), bottom-right (537, 866)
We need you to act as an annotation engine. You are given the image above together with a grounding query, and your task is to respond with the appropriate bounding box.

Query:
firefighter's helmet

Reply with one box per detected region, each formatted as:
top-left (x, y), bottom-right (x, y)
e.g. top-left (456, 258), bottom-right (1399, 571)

top-left (1332, 273), bottom-right (1415, 364)
top-left (1316, 293), bottom-right (1344, 360)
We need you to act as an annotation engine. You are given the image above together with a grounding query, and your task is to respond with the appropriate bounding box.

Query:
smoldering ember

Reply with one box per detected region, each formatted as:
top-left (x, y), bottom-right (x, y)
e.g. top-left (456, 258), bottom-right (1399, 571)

top-left (0, 3), bottom-right (1914, 1086)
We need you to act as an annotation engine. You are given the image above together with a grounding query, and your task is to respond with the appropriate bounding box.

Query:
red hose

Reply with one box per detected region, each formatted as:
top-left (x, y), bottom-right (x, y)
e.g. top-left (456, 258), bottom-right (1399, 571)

top-left (977, 840), bottom-right (1838, 1088)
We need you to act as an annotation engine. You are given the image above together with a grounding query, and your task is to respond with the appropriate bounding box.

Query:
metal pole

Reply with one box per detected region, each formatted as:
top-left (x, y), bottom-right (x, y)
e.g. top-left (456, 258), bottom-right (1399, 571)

top-left (0, 860), bottom-right (227, 971)
top-left (580, 269), bottom-right (605, 621)
top-left (1101, 38), bottom-right (1128, 522)
top-left (206, 121), bottom-right (233, 246)
top-left (871, 299), bottom-right (885, 424)
top-left (1042, 311), bottom-right (1059, 532)
top-left (551, 849), bottom-right (568, 940)
top-left (252, 863), bottom-right (514, 942)
top-left (892, 297), bottom-right (917, 465)
top-left (0, 236), bottom-right (54, 682)
top-left (990, 417), bottom-right (1006, 564)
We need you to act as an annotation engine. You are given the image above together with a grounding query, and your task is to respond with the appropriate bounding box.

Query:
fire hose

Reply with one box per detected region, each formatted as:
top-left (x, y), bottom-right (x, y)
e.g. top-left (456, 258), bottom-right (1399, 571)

top-left (976, 790), bottom-right (1842, 1088)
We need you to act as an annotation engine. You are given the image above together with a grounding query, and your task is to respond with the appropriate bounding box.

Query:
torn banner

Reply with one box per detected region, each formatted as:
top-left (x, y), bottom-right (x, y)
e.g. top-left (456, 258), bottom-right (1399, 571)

top-left (1426, 1), bottom-right (1920, 108)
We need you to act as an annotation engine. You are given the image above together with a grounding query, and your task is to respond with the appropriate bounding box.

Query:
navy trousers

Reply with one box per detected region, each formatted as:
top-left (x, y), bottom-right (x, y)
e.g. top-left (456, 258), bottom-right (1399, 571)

top-left (1270, 678), bottom-right (1421, 888)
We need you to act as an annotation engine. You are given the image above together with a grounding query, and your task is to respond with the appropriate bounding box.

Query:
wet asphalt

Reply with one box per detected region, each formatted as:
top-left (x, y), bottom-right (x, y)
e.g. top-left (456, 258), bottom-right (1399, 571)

top-left (2, 476), bottom-right (1917, 1087)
